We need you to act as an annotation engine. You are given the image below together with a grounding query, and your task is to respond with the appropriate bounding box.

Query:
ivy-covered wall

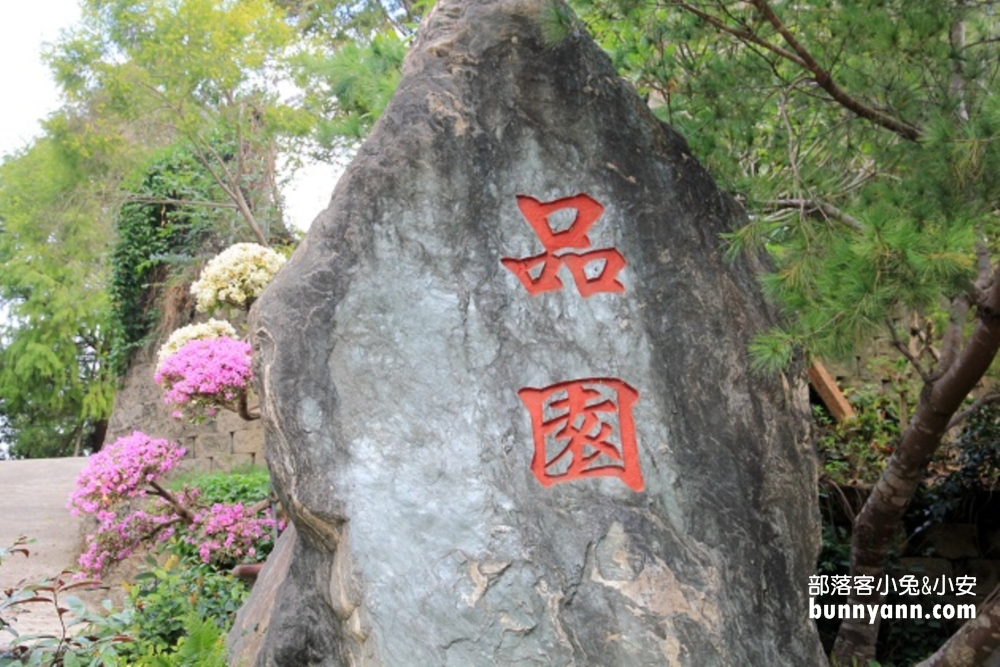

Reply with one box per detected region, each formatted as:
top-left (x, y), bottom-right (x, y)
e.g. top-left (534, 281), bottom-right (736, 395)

top-left (105, 143), bottom-right (270, 471)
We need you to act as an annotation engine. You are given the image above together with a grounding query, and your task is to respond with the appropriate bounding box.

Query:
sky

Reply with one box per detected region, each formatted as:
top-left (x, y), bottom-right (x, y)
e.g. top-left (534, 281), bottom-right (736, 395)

top-left (0, 1), bottom-right (340, 232)
top-left (0, 1), bottom-right (81, 157)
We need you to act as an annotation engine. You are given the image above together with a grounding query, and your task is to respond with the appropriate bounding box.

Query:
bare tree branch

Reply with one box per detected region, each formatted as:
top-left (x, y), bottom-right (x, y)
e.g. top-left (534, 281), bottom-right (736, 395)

top-left (916, 584), bottom-right (1000, 666)
top-left (186, 131), bottom-right (269, 246)
top-left (124, 196), bottom-right (238, 209)
top-left (947, 389), bottom-right (1000, 430)
top-left (887, 319), bottom-right (932, 382)
top-left (148, 480), bottom-right (197, 523)
top-left (834, 266), bottom-right (1000, 661)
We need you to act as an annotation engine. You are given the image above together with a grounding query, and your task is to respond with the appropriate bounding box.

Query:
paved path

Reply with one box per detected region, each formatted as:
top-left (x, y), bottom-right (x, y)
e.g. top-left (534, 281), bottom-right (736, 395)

top-left (0, 457), bottom-right (90, 641)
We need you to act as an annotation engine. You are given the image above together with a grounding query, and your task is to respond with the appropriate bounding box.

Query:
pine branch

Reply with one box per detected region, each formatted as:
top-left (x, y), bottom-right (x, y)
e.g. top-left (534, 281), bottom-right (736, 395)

top-left (762, 198), bottom-right (865, 232)
top-left (748, 0), bottom-right (923, 141)
top-left (672, 1), bottom-right (807, 68)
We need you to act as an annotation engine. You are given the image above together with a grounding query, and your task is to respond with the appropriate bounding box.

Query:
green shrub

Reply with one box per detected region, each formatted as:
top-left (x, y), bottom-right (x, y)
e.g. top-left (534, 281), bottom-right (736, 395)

top-left (119, 554), bottom-right (248, 655)
top-left (815, 387), bottom-right (900, 486)
top-left (169, 465), bottom-right (272, 506)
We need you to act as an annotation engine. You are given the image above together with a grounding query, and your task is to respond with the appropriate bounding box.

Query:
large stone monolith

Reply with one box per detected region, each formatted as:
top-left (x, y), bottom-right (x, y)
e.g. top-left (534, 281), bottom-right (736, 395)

top-left (244, 1), bottom-right (824, 663)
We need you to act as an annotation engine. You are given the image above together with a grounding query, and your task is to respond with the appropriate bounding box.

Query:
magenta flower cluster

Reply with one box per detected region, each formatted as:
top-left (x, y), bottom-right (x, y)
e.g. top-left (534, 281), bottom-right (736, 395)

top-left (153, 336), bottom-right (252, 420)
top-left (68, 431), bottom-right (279, 577)
top-left (77, 505), bottom-right (182, 576)
top-left (69, 432), bottom-right (188, 576)
top-left (69, 431), bottom-right (186, 516)
top-left (189, 503), bottom-right (277, 565)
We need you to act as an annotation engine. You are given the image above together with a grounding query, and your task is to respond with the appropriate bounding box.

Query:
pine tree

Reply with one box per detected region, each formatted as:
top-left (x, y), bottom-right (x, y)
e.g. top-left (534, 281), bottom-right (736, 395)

top-left (570, 0), bottom-right (1000, 661)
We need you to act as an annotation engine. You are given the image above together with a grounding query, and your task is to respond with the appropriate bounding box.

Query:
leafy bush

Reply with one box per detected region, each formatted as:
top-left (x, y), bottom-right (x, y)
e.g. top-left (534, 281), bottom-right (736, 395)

top-left (115, 553), bottom-right (247, 657)
top-left (1, 539), bottom-right (135, 666)
top-left (814, 387), bottom-right (900, 486)
top-left (169, 466), bottom-right (271, 506)
top-left (4, 464), bottom-right (271, 664)
top-left (166, 467), bottom-right (278, 567)
top-left (917, 403), bottom-right (1000, 523)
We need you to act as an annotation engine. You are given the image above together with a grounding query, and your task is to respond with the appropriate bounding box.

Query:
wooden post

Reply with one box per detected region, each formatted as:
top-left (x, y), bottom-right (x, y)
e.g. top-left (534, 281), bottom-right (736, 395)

top-left (808, 360), bottom-right (856, 423)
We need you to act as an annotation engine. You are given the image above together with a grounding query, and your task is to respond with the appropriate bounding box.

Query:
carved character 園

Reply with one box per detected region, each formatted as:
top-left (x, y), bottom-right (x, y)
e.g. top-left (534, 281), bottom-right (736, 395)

top-left (518, 378), bottom-right (644, 492)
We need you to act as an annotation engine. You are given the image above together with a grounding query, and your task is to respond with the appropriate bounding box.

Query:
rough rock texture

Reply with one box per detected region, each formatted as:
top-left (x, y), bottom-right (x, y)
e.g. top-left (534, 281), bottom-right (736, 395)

top-left (247, 1), bottom-right (824, 664)
top-left (228, 524), bottom-right (297, 666)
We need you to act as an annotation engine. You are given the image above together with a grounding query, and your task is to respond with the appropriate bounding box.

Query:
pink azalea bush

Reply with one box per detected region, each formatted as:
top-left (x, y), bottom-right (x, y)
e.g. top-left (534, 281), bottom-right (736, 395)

top-left (69, 431), bottom-right (278, 577)
top-left (69, 431), bottom-right (186, 515)
top-left (154, 336), bottom-right (252, 421)
top-left (189, 503), bottom-right (279, 564)
top-left (77, 504), bottom-right (185, 576)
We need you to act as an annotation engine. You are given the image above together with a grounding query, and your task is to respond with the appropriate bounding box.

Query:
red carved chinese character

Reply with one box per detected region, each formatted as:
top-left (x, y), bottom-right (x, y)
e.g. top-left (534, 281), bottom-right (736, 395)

top-left (518, 378), bottom-right (644, 492)
top-left (501, 194), bottom-right (626, 297)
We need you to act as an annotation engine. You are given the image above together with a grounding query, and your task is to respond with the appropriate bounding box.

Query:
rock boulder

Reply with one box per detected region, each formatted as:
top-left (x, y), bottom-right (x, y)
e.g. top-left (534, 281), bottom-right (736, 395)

top-left (246, 1), bottom-right (824, 664)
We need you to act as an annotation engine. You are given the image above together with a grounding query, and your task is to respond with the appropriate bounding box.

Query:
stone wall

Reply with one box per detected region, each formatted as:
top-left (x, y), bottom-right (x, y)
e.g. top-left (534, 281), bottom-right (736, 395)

top-left (105, 343), bottom-right (265, 476)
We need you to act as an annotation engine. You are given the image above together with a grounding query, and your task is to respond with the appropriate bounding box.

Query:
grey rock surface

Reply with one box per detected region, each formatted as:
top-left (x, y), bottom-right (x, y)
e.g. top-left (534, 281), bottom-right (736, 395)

top-left (227, 524), bottom-right (298, 666)
top-left (247, 0), bottom-right (824, 664)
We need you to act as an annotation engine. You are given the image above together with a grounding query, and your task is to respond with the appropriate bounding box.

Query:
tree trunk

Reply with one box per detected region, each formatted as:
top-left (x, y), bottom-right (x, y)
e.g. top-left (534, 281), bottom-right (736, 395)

top-left (833, 272), bottom-right (1000, 662)
top-left (87, 418), bottom-right (108, 454)
top-left (916, 585), bottom-right (1000, 667)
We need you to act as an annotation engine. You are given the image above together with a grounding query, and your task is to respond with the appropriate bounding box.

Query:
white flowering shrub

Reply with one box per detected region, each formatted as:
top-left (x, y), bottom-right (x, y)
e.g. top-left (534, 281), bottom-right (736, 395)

top-left (191, 242), bottom-right (286, 312)
top-left (157, 318), bottom-right (238, 367)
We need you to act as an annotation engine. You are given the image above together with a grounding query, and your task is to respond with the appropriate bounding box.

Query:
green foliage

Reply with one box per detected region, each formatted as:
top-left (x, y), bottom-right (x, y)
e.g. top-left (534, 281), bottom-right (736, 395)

top-left (119, 553), bottom-right (249, 656)
top-left (571, 0), bottom-right (1000, 369)
top-left (917, 403), bottom-right (1000, 523)
top-left (157, 612), bottom-right (228, 667)
top-left (25, 553), bottom-right (246, 665)
top-left (539, 2), bottom-right (579, 47)
top-left (169, 465), bottom-right (272, 506)
top-left (277, 0), bottom-right (419, 44)
top-left (109, 145), bottom-right (224, 374)
top-left (1, 469), bottom-right (276, 663)
top-left (879, 613), bottom-right (951, 667)
top-left (815, 388), bottom-right (901, 486)
top-left (31, 563), bottom-right (235, 666)
top-left (47, 0), bottom-right (312, 244)
top-left (0, 549), bottom-right (133, 666)
top-left (295, 30), bottom-right (407, 149)
top-left (0, 131), bottom-right (122, 458)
